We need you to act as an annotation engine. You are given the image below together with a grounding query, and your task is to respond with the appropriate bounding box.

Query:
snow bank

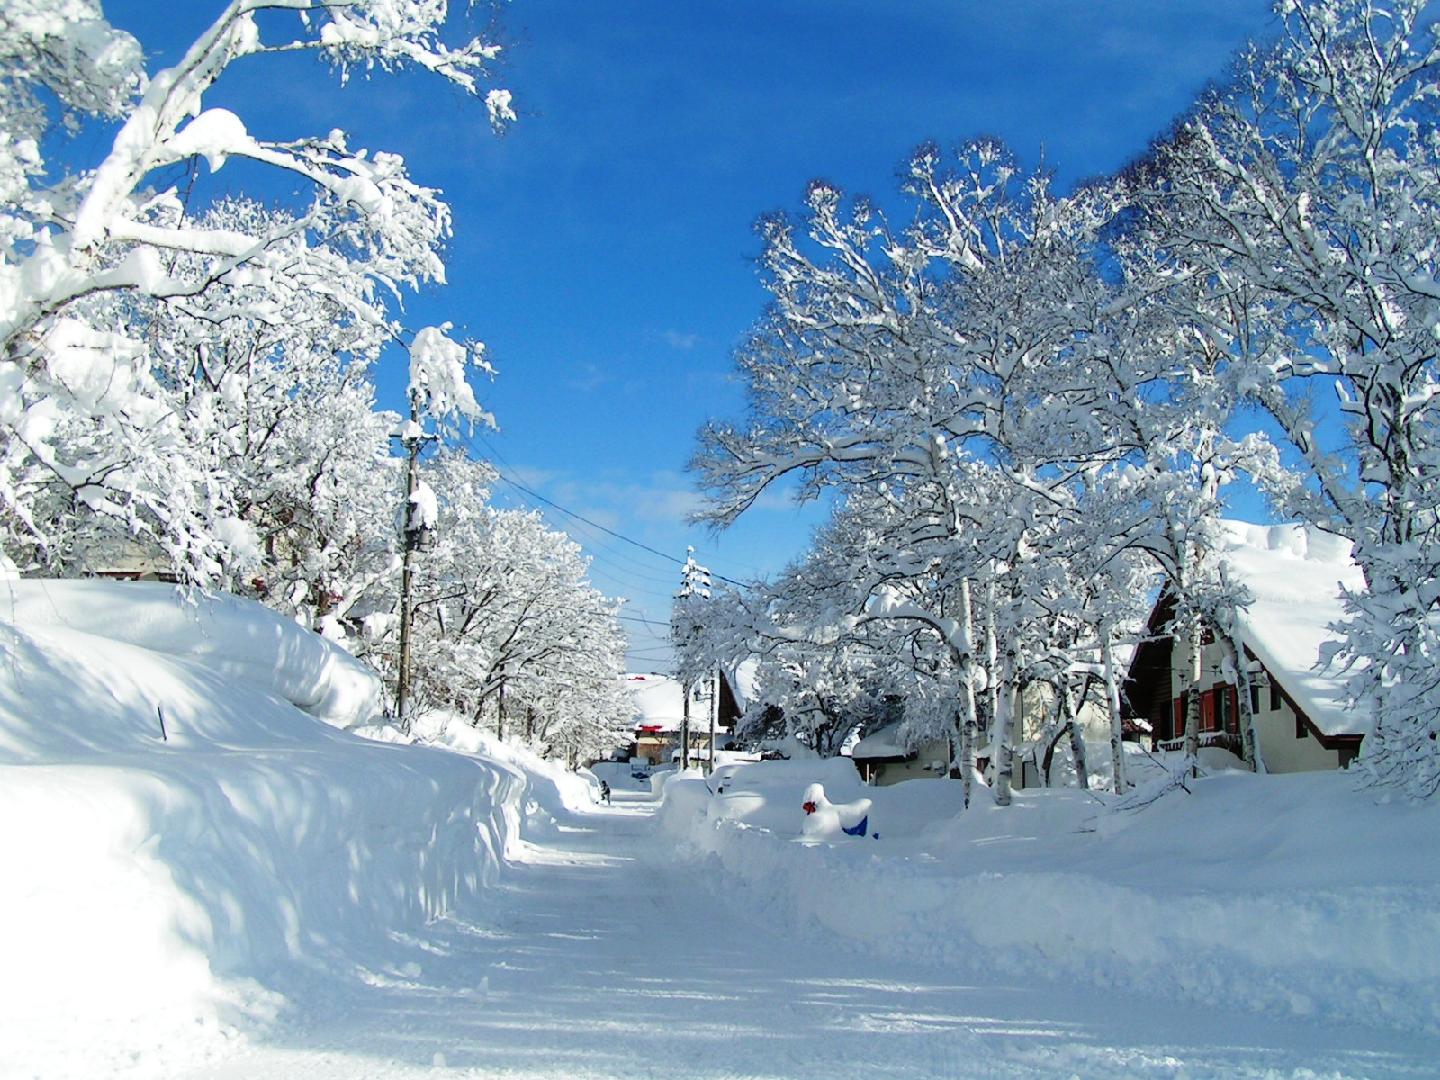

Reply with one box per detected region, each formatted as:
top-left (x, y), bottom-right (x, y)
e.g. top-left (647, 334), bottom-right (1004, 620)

top-left (0, 581), bottom-right (538, 1078)
top-left (660, 763), bottom-right (1440, 1037)
top-left (1, 579), bottom-right (382, 736)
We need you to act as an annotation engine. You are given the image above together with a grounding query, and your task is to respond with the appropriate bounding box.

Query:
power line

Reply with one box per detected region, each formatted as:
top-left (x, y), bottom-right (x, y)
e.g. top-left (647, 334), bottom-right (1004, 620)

top-left (465, 430), bottom-right (752, 589)
top-left (498, 469), bottom-right (751, 586)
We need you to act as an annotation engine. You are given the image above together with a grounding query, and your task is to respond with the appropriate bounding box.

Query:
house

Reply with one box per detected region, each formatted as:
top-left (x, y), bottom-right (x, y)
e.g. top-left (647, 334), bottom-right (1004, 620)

top-left (849, 723), bottom-right (951, 786)
top-left (625, 672), bottom-right (738, 767)
top-left (86, 539), bottom-right (179, 583)
top-left (1123, 521), bottom-right (1368, 772)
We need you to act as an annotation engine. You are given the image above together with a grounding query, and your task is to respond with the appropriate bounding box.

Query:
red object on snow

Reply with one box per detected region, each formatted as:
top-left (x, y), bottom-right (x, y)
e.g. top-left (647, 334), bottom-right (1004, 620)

top-left (802, 801), bottom-right (817, 815)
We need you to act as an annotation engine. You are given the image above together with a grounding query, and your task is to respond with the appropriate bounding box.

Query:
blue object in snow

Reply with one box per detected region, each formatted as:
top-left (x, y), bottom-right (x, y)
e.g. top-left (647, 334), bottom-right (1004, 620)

top-left (841, 814), bottom-right (869, 837)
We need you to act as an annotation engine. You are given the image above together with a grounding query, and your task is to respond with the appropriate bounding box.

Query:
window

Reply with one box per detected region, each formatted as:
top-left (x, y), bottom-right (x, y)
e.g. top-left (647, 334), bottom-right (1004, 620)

top-left (1249, 682), bottom-right (1260, 715)
top-left (1296, 712), bottom-right (1309, 740)
top-left (1269, 679), bottom-right (1281, 712)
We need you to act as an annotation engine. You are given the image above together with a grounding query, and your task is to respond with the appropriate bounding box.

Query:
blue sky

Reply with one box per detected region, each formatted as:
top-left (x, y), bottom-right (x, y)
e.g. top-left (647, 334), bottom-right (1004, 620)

top-left (102, 0), bottom-right (1280, 670)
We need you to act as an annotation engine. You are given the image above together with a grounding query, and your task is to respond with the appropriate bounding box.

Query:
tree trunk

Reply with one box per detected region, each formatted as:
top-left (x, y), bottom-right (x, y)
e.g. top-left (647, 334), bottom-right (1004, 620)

top-left (984, 576), bottom-right (1000, 743)
top-left (1061, 678), bottom-right (1089, 791)
top-left (955, 578), bottom-right (981, 807)
top-left (1183, 613), bottom-right (1204, 773)
top-left (1220, 624), bottom-right (1267, 774)
top-left (993, 639), bottom-right (1020, 807)
top-left (1101, 626), bottom-right (1130, 794)
top-left (954, 707), bottom-right (973, 808)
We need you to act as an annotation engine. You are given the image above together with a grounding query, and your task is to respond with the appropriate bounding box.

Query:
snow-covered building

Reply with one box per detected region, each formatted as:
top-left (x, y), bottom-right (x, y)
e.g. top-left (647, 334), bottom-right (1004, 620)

top-left (850, 723), bottom-right (951, 786)
top-left (625, 672), bottom-right (743, 766)
top-left (1123, 522), bottom-right (1368, 772)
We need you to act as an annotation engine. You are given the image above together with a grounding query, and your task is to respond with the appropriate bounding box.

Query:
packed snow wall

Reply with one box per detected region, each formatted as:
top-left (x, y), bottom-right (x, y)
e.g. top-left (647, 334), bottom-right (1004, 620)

top-left (0, 581), bottom-right (533, 1076)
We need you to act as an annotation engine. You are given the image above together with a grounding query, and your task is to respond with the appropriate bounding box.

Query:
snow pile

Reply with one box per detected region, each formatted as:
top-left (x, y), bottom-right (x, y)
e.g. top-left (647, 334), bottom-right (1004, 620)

top-left (660, 763), bottom-right (1440, 1036)
top-left (799, 781), bottom-right (873, 839)
top-left (1, 579), bottom-right (382, 741)
top-left (0, 580), bottom-right (536, 1078)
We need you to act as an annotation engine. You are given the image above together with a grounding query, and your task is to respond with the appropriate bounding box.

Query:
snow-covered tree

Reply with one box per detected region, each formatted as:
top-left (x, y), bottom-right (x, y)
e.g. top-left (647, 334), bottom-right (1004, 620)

top-left (692, 141), bottom-right (1193, 802)
top-left (1141, 0), bottom-right (1440, 795)
top-left (368, 454), bottom-right (630, 763)
top-left (1, 0), bottom-right (508, 580)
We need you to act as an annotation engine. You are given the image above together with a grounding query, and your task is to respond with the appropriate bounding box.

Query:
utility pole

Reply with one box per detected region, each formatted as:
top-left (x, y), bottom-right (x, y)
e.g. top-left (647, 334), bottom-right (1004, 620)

top-left (680, 676), bottom-right (690, 772)
top-left (391, 397), bottom-right (433, 736)
top-left (707, 663), bottom-right (718, 777)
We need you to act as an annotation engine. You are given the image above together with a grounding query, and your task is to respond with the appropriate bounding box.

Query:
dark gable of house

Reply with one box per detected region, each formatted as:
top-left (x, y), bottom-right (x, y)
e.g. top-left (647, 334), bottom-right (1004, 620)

top-left (1122, 592), bottom-right (1364, 767)
top-left (1123, 592), bottom-right (1176, 739)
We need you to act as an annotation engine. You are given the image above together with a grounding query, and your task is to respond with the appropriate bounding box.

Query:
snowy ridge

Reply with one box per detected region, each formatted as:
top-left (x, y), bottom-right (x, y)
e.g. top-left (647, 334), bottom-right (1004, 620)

top-left (1217, 521), bottom-right (1368, 737)
top-left (662, 764), bottom-right (1440, 1038)
top-left (2, 579), bottom-right (382, 734)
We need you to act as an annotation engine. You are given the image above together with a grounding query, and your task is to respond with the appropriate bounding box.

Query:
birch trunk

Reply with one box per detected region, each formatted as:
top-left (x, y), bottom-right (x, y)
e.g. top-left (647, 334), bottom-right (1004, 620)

top-left (954, 577), bottom-right (981, 808)
top-left (1220, 626), bottom-right (1267, 774)
top-left (993, 639), bottom-right (1020, 807)
top-left (1061, 679), bottom-right (1089, 791)
top-left (955, 707), bottom-right (973, 808)
top-left (984, 575), bottom-right (1000, 741)
top-left (1183, 614), bottom-right (1203, 773)
top-left (1101, 626), bottom-right (1129, 794)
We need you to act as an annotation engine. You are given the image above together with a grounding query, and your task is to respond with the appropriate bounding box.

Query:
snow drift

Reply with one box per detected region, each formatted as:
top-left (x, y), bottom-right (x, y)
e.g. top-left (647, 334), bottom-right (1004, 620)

top-left (661, 760), bottom-right (1440, 1038)
top-left (0, 580), bottom-right (546, 1078)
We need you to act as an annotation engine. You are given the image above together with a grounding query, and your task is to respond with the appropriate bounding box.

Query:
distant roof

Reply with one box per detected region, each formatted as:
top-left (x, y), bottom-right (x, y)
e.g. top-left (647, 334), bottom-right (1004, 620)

top-left (625, 673), bottom-right (686, 732)
top-left (726, 658), bottom-right (760, 711)
top-left (1217, 521), bottom-right (1368, 739)
top-left (849, 723), bottom-right (913, 762)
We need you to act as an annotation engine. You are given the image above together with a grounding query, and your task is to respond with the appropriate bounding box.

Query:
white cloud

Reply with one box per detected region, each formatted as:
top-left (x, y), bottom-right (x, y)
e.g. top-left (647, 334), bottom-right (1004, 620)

top-left (661, 330), bottom-right (700, 351)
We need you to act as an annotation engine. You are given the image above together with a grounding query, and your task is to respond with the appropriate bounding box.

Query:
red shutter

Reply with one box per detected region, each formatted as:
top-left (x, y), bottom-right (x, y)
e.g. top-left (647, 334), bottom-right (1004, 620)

top-left (1226, 686), bottom-right (1240, 734)
top-left (1200, 689), bottom-right (1216, 733)
top-left (1173, 695), bottom-right (1186, 740)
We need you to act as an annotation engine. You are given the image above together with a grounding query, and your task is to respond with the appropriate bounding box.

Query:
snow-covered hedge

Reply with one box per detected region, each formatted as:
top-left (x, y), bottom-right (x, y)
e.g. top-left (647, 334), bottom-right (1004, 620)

top-left (660, 762), bottom-right (1440, 1037)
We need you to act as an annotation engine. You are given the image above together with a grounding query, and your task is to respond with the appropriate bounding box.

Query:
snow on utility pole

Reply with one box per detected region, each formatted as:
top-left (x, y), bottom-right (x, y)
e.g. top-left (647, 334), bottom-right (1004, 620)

top-left (392, 396), bottom-right (435, 736)
top-left (673, 548), bottom-right (711, 774)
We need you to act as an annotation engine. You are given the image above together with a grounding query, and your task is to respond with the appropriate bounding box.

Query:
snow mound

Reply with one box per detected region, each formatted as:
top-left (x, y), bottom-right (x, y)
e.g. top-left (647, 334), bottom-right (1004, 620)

top-left (662, 763), bottom-right (1440, 1037)
top-left (0, 581), bottom-right (537, 1078)
top-left (2, 579), bottom-right (382, 739)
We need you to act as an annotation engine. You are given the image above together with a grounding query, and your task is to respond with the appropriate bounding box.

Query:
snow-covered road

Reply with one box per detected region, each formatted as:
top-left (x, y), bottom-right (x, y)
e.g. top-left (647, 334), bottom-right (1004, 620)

top-left (183, 792), bottom-right (1435, 1079)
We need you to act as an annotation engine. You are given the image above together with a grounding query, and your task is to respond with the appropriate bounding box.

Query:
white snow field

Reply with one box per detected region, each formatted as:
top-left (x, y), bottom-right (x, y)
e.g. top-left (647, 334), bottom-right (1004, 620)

top-left (3, 581), bottom-right (1439, 1078)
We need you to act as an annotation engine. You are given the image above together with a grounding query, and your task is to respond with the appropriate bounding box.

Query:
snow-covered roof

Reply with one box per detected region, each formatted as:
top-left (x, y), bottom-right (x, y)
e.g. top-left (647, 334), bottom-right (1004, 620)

top-left (1217, 521), bottom-right (1368, 739)
top-left (726, 657), bottom-right (760, 712)
top-left (849, 723), bottom-right (914, 762)
top-left (625, 673), bottom-right (685, 732)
